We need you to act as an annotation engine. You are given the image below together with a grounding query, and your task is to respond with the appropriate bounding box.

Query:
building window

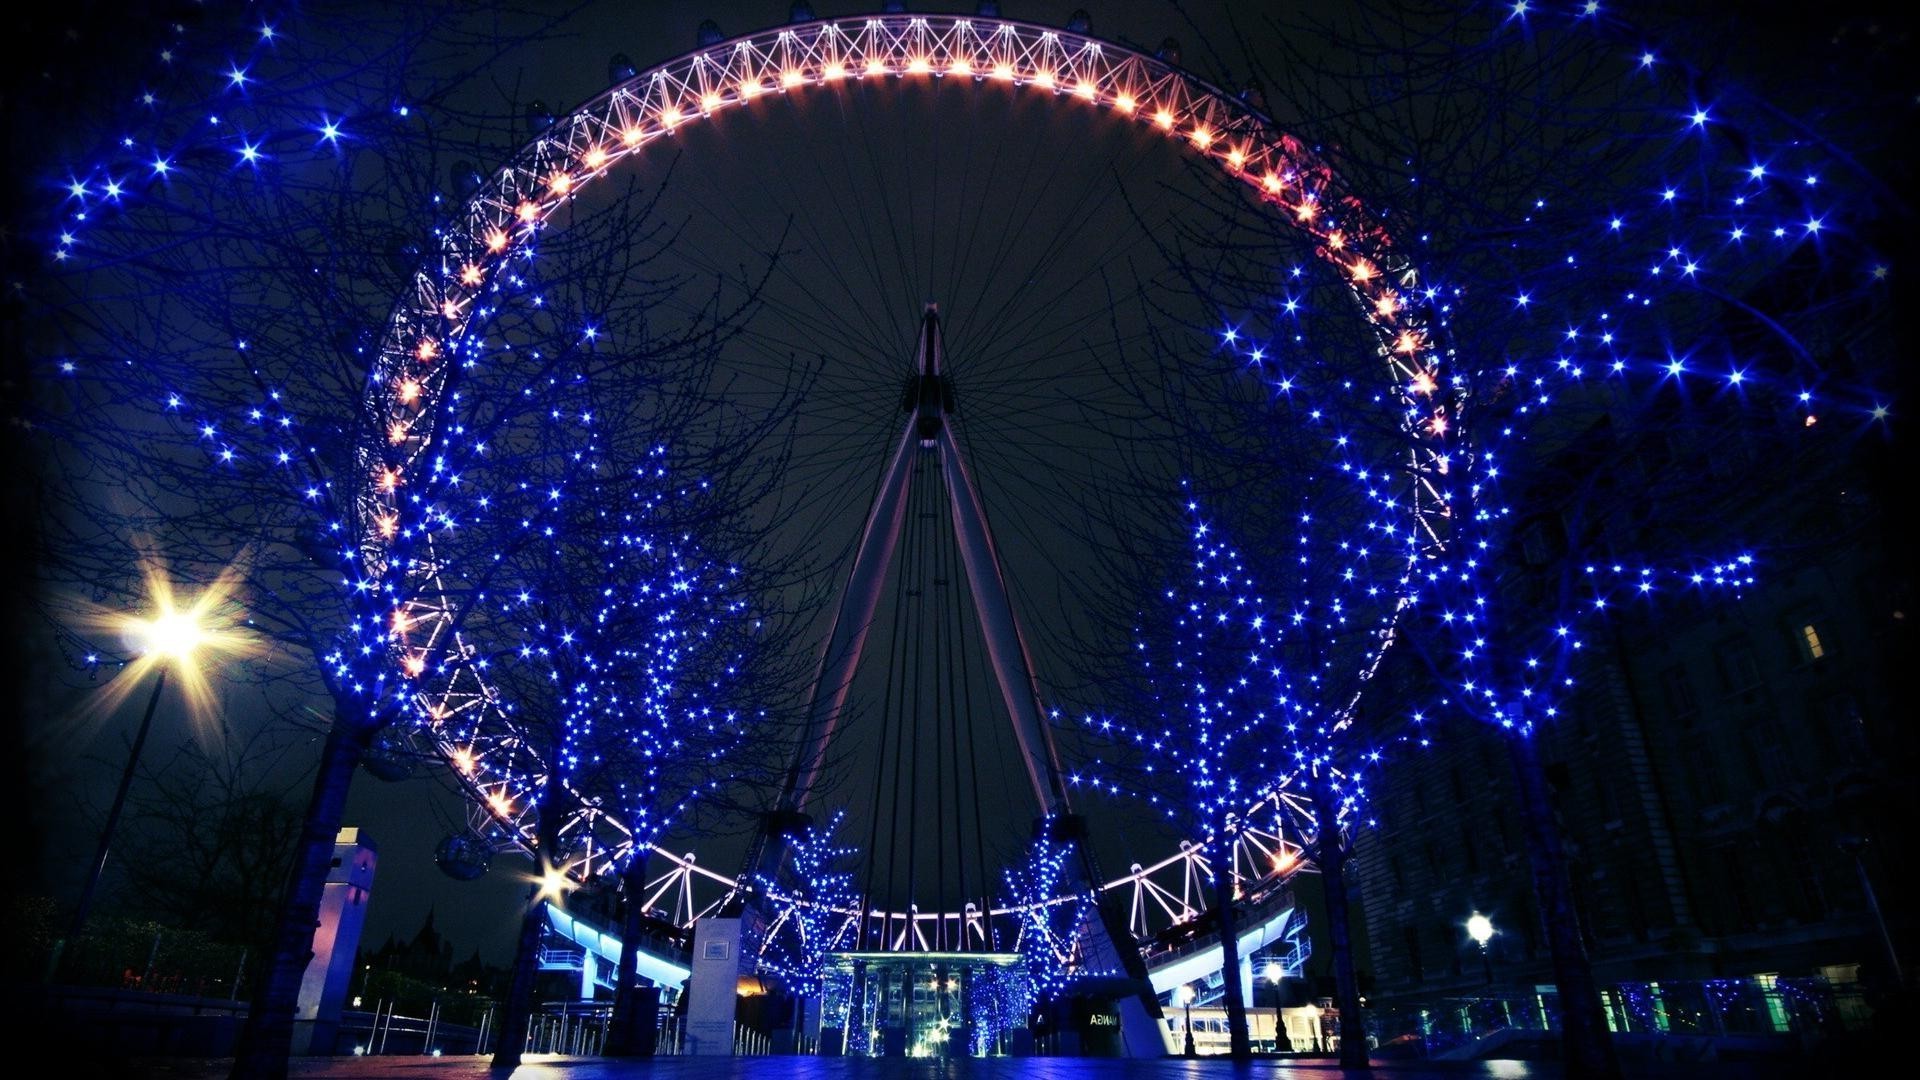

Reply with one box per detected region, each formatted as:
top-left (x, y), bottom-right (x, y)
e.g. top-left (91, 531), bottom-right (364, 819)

top-left (1798, 623), bottom-right (1826, 662)
top-left (1716, 639), bottom-right (1761, 697)
top-left (1660, 666), bottom-right (1698, 726)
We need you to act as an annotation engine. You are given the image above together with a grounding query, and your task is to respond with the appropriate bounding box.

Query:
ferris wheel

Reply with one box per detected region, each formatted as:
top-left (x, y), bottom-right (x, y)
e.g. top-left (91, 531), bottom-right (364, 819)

top-left (360, 9), bottom-right (1448, 953)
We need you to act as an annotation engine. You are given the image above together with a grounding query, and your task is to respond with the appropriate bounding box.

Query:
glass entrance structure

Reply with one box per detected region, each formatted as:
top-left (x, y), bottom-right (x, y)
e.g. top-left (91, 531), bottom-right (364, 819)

top-left (827, 951), bottom-right (1024, 1057)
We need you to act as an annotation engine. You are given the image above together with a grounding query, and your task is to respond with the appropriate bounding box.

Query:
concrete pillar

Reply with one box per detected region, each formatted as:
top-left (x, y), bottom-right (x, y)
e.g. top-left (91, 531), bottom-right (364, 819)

top-left (292, 828), bottom-right (377, 1056)
top-left (686, 917), bottom-right (743, 1054)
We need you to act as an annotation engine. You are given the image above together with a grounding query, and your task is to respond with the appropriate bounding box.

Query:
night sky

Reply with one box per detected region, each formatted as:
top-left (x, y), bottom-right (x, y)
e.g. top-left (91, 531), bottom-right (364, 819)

top-left (12, 0), bottom-right (1904, 974)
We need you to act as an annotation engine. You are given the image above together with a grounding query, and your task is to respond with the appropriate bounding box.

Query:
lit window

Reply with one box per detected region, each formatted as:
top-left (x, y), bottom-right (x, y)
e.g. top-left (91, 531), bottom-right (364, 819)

top-left (1800, 623), bottom-right (1825, 661)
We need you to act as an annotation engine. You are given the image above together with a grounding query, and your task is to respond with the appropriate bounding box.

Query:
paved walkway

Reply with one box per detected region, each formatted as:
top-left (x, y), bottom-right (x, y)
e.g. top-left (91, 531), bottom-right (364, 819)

top-left (127, 1060), bottom-right (1528, 1079)
top-left (112, 1054), bottom-right (1829, 1080)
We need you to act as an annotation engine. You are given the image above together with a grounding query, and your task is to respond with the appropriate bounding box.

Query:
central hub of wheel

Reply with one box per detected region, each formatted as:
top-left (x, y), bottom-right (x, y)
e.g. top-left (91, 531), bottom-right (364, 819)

top-left (901, 303), bottom-right (956, 444)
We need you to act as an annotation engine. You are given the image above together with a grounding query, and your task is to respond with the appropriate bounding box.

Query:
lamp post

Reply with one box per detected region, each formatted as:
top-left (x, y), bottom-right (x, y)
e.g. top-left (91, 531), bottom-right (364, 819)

top-left (1838, 835), bottom-right (1905, 988)
top-left (1177, 983), bottom-right (1196, 1057)
top-left (1265, 960), bottom-right (1291, 1052)
top-left (46, 570), bottom-right (245, 983)
top-left (68, 665), bottom-right (173, 949)
top-left (1466, 913), bottom-right (1495, 987)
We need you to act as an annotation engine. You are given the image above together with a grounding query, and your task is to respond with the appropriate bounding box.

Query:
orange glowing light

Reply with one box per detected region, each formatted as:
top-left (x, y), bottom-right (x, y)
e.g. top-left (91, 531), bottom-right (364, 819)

top-left (397, 378), bottom-right (421, 403)
top-left (376, 514), bottom-right (398, 539)
top-left (453, 747), bottom-right (475, 775)
top-left (377, 467), bottom-right (401, 493)
top-left (949, 57), bottom-right (972, 76)
top-left (582, 146), bottom-right (607, 170)
top-left (388, 421), bottom-right (409, 444)
top-left (739, 80), bottom-right (764, 99)
top-left (415, 340), bottom-right (437, 362)
top-left (1351, 261), bottom-right (1375, 282)
top-left (1397, 331), bottom-right (1422, 355)
top-left (485, 229), bottom-right (508, 252)
top-left (441, 300), bottom-right (460, 320)
top-left (1227, 147), bottom-right (1245, 168)
top-left (1295, 201), bottom-right (1317, 221)
top-left (1074, 80), bottom-right (1096, 100)
top-left (1190, 127), bottom-right (1213, 148)
top-left (1428, 412), bottom-right (1449, 435)
top-left (1032, 70), bottom-right (1055, 89)
top-left (781, 69), bottom-right (804, 88)
top-left (547, 172), bottom-right (572, 195)
top-left (460, 264), bottom-right (484, 286)
top-left (1374, 293), bottom-right (1398, 317)
top-left (1154, 108), bottom-right (1174, 129)
top-left (865, 57), bottom-right (887, 76)
top-left (907, 55), bottom-right (931, 74)
top-left (403, 654), bottom-right (426, 677)
top-left (701, 91), bottom-right (723, 112)
top-left (660, 105), bottom-right (682, 127)
top-left (1326, 232), bottom-right (1345, 250)
top-left (823, 61), bottom-right (847, 80)
top-left (1262, 173), bottom-right (1282, 193)
top-left (622, 126), bottom-right (644, 145)
top-left (1410, 370), bottom-right (1437, 394)
top-left (1115, 93), bottom-right (1136, 112)
top-left (993, 62), bottom-right (1014, 80)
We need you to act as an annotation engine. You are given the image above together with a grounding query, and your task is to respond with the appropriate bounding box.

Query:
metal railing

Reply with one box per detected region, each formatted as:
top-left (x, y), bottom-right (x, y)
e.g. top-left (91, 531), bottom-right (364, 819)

top-left (1365, 975), bottom-right (1873, 1060)
top-left (734, 1022), bottom-right (771, 1056)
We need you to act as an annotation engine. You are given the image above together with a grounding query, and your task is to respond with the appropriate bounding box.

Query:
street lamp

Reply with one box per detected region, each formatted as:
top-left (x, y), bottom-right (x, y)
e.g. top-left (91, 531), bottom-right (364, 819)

top-left (1265, 961), bottom-right (1291, 1053)
top-left (1177, 983), bottom-right (1196, 1057)
top-left (1838, 835), bottom-right (1905, 988)
top-left (48, 569), bottom-right (247, 981)
top-left (1466, 912), bottom-right (1495, 987)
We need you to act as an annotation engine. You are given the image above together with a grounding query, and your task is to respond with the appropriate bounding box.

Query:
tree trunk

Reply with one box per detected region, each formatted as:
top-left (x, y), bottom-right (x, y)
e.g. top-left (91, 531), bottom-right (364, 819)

top-left (1210, 828), bottom-right (1253, 1059)
top-left (492, 807), bottom-right (562, 1069)
top-left (603, 847), bottom-right (655, 1057)
top-left (1313, 786), bottom-right (1369, 1069)
top-left (228, 715), bottom-right (371, 1080)
top-left (1506, 730), bottom-right (1620, 1079)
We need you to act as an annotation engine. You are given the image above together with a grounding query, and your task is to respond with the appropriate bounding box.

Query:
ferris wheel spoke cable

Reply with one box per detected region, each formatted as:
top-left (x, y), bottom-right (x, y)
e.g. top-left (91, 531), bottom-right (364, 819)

top-left (930, 466), bottom-right (949, 949)
top-left (945, 157), bottom-right (1151, 383)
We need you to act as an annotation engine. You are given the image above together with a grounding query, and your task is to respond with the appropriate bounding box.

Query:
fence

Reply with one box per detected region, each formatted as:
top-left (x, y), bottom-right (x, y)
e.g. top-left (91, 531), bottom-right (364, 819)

top-left (1365, 974), bottom-right (1871, 1059)
top-left (339, 1001), bottom-right (776, 1058)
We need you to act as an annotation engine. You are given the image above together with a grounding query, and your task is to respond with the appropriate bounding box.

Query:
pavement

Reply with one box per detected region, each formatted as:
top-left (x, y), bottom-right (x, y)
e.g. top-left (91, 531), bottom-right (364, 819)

top-left (101, 1054), bottom-right (1833, 1080)
top-left (109, 1060), bottom-right (1542, 1080)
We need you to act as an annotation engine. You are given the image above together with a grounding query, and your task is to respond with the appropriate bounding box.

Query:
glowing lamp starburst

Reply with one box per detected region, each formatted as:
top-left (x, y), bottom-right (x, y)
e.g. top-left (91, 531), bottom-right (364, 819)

top-left (535, 860), bottom-right (575, 902)
top-left (1467, 912), bottom-right (1495, 946)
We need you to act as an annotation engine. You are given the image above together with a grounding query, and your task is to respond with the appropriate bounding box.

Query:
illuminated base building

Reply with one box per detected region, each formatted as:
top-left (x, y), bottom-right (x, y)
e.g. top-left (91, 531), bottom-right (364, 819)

top-left (1351, 328), bottom-right (1909, 1036)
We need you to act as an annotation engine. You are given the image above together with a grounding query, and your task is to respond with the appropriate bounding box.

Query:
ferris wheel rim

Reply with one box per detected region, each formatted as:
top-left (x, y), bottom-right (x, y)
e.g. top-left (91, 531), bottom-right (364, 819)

top-left (360, 10), bottom-right (1445, 930)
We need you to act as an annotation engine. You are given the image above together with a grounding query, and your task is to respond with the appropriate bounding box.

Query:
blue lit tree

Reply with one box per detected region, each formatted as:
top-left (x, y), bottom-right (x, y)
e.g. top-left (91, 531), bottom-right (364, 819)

top-left (596, 524), bottom-right (800, 1059)
top-left (1146, 4), bottom-right (1903, 1074)
top-left (1002, 828), bottom-right (1096, 1010)
top-left (475, 440), bottom-right (794, 1067)
top-left (13, 6), bottom-right (797, 1074)
top-left (750, 809), bottom-right (861, 1044)
top-left (1066, 486), bottom-right (1408, 1064)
